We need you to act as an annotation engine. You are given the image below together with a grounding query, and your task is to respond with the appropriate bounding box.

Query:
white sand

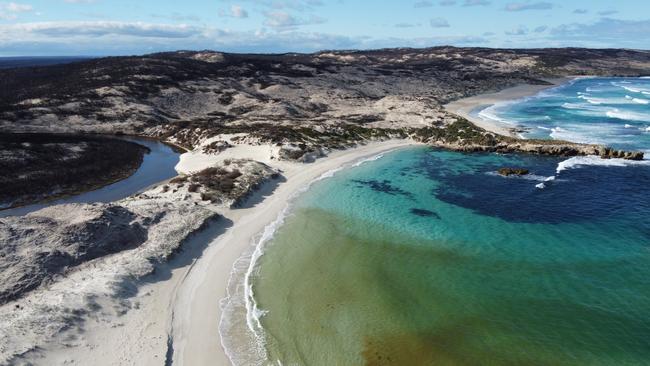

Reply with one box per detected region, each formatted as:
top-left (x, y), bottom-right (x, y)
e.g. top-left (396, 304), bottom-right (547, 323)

top-left (171, 139), bottom-right (416, 365)
top-left (30, 139), bottom-right (417, 365)
top-left (444, 78), bottom-right (573, 137)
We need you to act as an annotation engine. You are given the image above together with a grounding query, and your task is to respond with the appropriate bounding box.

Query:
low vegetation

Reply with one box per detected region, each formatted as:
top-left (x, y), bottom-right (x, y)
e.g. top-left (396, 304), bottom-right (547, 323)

top-left (0, 133), bottom-right (149, 209)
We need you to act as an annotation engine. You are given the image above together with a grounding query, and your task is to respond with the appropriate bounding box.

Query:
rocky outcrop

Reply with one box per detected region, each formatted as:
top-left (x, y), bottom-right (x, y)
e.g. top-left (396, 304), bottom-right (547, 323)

top-left (498, 168), bottom-right (530, 176)
top-left (434, 139), bottom-right (645, 160)
top-left (415, 118), bottom-right (645, 161)
top-left (598, 147), bottom-right (644, 160)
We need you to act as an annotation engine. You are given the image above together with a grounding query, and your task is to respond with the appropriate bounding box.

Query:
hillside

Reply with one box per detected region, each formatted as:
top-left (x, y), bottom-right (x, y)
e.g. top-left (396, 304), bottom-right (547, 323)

top-left (1, 47), bottom-right (649, 158)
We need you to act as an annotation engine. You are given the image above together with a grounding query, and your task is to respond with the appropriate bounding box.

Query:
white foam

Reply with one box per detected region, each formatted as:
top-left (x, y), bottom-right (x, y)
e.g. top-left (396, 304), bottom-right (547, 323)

top-left (606, 109), bottom-right (650, 122)
top-left (477, 103), bottom-right (517, 126)
top-left (549, 126), bottom-right (590, 144)
top-left (580, 94), bottom-right (645, 105)
top-left (578, 95), bottom-right (602, 104)
top-left (561, 103), bottom-right (610, 114)
top-left (561, 102), bottom-right (583, 110)
top-left (535, 183), bottom-right (546, 189)
top-left (556, 156), bottom-right (650, 174)
top-left (612, 81), bottom-right (650, 94)
top-left (352, 153), bottom-right (384, 167)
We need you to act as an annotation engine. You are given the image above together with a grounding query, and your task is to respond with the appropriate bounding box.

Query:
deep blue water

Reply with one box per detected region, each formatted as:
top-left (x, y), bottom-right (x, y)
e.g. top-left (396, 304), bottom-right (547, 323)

top-left (0, 57), bottom-right (90, 69)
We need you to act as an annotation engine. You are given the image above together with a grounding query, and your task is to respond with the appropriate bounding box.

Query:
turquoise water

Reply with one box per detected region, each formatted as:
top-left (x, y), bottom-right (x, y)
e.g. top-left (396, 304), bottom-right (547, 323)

top-left (477, 77), bottom-right (650, 152)
top-left (251, 78), bottom-right (650, 365)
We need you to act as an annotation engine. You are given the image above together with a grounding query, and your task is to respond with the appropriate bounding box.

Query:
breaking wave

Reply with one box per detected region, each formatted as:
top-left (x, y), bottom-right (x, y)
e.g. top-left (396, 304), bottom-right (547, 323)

top-left (556, 156), bottom-right (650, 175)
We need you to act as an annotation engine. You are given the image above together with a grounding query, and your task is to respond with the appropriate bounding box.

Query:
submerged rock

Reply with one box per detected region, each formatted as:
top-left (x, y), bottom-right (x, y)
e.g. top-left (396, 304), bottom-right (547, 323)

top-left (498, 168), bottom-right (530, 176)
top-left (410, 208), bottom-right (441, 218)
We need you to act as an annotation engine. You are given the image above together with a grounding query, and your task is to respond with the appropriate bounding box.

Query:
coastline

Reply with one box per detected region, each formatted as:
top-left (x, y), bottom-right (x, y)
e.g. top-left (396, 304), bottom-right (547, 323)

top-left (21, 139), bottom-right (417, 365)
top-left (444, 77), bottom-right (574, 137)
top-left (171, 139), bottom-right (416, 365)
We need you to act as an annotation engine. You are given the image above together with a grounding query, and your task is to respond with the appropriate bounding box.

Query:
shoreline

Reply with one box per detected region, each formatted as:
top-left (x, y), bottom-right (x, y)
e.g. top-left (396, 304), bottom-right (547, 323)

top-left (20, 139), bottom-right (417, 365)
top-left (170, 139), bottom-right (417, 365)
top-left (444, 77), bottom-right (574, 137)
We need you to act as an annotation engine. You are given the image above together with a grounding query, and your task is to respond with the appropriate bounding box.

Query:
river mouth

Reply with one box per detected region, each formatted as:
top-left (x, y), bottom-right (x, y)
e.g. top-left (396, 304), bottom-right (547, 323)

top-left (0, 133), bottom-right (181, 217)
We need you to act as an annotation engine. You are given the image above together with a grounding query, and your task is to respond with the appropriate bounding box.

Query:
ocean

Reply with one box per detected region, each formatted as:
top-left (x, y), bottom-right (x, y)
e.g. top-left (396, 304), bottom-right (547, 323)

top-left (475, 77), bottom-right (650, 152)
top-left (233, 78), bottom-right (650, 365)
top-left (0, 57), bottom-right (90, 69)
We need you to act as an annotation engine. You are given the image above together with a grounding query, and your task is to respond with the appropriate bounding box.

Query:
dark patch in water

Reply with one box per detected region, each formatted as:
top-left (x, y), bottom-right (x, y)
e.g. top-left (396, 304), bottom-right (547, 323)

top-left (361, 317), bottom-right (571, 366)
top-left (351, 179), bottom-right (414, 199)
top-left (409, 208), bottom-right (440, 219)
top-left (421, 151), bottom-right (650, 224)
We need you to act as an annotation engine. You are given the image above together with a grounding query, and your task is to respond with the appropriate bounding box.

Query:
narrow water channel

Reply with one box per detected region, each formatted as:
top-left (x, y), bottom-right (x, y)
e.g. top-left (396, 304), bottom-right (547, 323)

top-left (0, 137), bottom-right (181, 218)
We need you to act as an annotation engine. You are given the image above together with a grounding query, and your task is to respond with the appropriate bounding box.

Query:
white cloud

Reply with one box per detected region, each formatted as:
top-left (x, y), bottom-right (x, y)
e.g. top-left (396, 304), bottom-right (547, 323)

top-left (0, 21), bottom-right (203, 39)
top-left (150, 13), bottom-right (200, 22)
top-left (0, 20), bottom-right (491, 56)
top-left (0, 2), bottom-right (33, 20)
top-left (430, 18), bottom-right (450, 28)
top-left (550, 17), bottom-right (650, 46)
top-left (463, 0), bottom-right (490, 6)
top-left (413, 1), bottom-right (433, 8)
top-left (230, 5), bottom-right (248, 18)
top-left (221, 0), bottom-right (323, 12)
top-left (504, 2), bottom-right (553, 12)
top-left (6, 2), bottom-right (32, 12)
top-left (598, 10), bottom-right (618, 16)
top-left (505, 25), bottom-right (528, 35)
top-left (263, 11), bottom-right (325, 28)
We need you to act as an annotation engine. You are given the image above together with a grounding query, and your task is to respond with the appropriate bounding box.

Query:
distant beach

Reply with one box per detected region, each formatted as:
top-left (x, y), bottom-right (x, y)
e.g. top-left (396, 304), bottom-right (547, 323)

top-left (444, 77), bottom-right (574, 137)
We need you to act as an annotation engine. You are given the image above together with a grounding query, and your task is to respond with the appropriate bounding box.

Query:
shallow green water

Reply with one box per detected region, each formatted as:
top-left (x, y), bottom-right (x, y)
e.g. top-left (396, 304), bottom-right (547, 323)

top-left (253, 147), bottom-right (650, 365)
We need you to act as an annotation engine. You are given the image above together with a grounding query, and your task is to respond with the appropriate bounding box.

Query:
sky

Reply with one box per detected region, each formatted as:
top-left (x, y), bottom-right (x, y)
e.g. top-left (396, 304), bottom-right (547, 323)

top-left (0, 0), bottom-right (649, 56)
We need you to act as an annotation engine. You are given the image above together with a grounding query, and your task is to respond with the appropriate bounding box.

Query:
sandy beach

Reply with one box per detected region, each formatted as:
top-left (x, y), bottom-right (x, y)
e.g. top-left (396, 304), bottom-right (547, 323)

top-left (444, 77), bottom-right (573, 137)
top-left (172, 139), bottom-right (417, 365)
top-left (23, 139), bottom-right (416, 366)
